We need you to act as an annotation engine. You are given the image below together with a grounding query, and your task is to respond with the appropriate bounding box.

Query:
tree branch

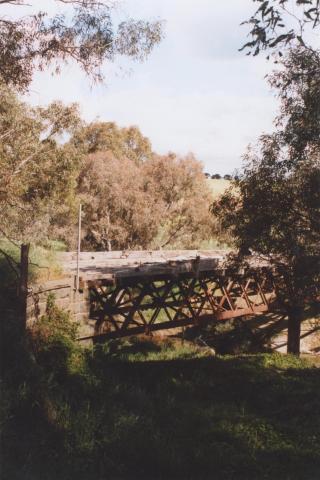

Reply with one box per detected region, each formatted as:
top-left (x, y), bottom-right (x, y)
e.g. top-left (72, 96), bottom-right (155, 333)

top-left (56, 0), bottom-right (108, 6)
top-left (0, 1), bottom-right (26, 4)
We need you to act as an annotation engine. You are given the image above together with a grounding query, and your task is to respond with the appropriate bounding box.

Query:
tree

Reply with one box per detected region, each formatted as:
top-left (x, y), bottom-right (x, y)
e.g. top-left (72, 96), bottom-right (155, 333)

top-left (73, 121), bottom-right (153, 163)
top-left (241, 0), bottom-right (320, 57)
top-left (121, 126), bottom-right (153, 164)
top-left (0, 83), bottom-right (82, 245)
top-left (77, 150), bottom-right (215, 251)
top-left (229, 1), bottom-right (320, 355)
top-left (77, 151), bottom-right (160, 250)
top-left (0, 0), bottom-right (163, 91)
top-left (0, 84), bottom-right (216, 253)
top-left (213, 48), bottom-right (320, 355)
top-left (144, 153), bottom-right (215, 249)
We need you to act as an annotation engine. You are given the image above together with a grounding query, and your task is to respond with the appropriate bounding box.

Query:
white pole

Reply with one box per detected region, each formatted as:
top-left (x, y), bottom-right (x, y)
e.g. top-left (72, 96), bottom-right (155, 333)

top-left (76, 203), bottom-right (82, 291)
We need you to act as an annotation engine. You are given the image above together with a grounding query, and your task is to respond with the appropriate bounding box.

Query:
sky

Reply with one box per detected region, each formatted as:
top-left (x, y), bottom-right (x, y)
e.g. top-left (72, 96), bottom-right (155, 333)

top-left (13, 0), bottom-right (279, 174)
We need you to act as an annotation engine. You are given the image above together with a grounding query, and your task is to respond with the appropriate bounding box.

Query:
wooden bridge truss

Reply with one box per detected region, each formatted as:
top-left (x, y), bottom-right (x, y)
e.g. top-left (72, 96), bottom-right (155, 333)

top-left (87, 270), bottom-right (275, 340)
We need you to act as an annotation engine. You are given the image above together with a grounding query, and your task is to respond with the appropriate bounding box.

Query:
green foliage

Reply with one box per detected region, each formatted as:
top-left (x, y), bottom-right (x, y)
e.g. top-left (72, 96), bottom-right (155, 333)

top-left (73, 121), bottom-right (153, 163)
top-left (0, 1), bottom-right (163, 91)
top-left (29, 294), bottom-right (80, 379)
top-left (241, 1), bottom-right (320, 57)
top-left (93, 336), bottom-right (212, 363)
top-left (0, 83), bottom-right (82, 245)
top-left (145, 153), bottom-right (216, 249)
top-left (32, 294), bottom-right (78, 342)
top-left (213, 48), bottom-right (320, 312)
top-left (230, 9), bottom-right (320, 354)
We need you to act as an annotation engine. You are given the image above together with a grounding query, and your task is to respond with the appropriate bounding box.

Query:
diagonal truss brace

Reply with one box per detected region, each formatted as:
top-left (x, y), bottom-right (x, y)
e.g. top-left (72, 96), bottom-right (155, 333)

top-left (86, 271), bottom-right (275, 340)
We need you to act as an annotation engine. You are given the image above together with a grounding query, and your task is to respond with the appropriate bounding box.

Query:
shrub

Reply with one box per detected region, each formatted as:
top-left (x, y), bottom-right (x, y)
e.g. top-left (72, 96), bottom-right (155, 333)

top-left (31, 294), bottom-right (77, 342)
top-left (30, 294), bottom-right (78, 378)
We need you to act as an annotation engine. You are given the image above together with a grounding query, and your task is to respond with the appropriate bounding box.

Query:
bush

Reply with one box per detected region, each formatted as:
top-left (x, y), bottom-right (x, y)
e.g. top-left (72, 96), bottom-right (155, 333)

top-left (32, 294), bottom-right (77, 339)
top-left (30, 294), bottom-right (78, 378)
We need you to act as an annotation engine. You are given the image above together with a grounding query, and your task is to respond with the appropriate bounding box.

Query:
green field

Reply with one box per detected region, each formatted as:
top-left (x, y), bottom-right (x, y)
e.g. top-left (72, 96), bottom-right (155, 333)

top-left (2, 334), bottom-right (320, 480)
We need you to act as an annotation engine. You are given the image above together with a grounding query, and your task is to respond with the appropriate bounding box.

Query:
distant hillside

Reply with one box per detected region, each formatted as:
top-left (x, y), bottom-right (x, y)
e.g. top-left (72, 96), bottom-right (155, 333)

top-left (206, 179), bottom-right (231, 199)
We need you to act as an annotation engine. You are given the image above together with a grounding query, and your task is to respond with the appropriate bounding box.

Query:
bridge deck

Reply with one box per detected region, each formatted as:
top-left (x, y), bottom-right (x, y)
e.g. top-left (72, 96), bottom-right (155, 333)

top-left (57, 250), bottom-right (269, 285)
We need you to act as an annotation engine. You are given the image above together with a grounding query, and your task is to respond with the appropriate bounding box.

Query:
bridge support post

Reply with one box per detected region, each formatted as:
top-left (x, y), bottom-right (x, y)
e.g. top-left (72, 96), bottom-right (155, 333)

top-left (287, 305), bottom-right (302, 356)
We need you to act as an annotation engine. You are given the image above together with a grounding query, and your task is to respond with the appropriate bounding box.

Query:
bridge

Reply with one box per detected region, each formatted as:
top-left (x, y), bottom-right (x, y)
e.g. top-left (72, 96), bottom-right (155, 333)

top-left (41, 250), bottom-right (275, 341)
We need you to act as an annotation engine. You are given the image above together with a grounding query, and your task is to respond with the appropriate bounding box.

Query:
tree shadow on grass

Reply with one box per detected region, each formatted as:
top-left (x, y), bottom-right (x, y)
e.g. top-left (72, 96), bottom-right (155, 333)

top-left (81, 349), bottom-right (320, 479)
top-left (2, 334), bottom-right (320, 480)
top-left (180, 302), bottom-right (320, 355)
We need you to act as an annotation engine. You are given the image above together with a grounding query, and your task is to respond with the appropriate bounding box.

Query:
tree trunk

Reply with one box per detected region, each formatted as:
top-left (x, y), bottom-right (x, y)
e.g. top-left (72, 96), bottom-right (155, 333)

top-left (19, 243), bottom-right (29, 331)
top-left (287, 305), bottom-right (303, 356)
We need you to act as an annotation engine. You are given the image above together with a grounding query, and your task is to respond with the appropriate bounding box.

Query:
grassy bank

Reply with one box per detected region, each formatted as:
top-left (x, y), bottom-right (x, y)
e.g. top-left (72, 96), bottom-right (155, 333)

top-left (0, 239), bottom-right (65, 289)
top-left (1, 331), bottom-right (320, 480)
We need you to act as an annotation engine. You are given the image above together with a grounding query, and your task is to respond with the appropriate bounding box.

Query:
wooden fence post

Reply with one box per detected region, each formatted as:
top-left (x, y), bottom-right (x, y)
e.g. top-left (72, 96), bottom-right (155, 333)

top-left (19, 243), bottom-right (29, 330)
top-left (76, 204), bottom-right (82, 291)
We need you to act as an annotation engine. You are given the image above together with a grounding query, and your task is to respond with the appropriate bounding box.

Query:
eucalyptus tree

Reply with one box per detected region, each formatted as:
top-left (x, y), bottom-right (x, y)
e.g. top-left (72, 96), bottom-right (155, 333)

top-left (214, 1), bottom-right (320, 355)
top-left (77, 150), bottom-right (215, 251)
top-left (0, 83), bottom-right (82, 245)
top-left (214, 48), bottom-right (320, 355)
top-left (241, 0), bottom-right (320, 57)
top-left (72, 121), bottom-right (153, 163)
top-left (0, 0), bottom-right (163, 245)
top-left (0, 0), bottom-right (163, 91)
